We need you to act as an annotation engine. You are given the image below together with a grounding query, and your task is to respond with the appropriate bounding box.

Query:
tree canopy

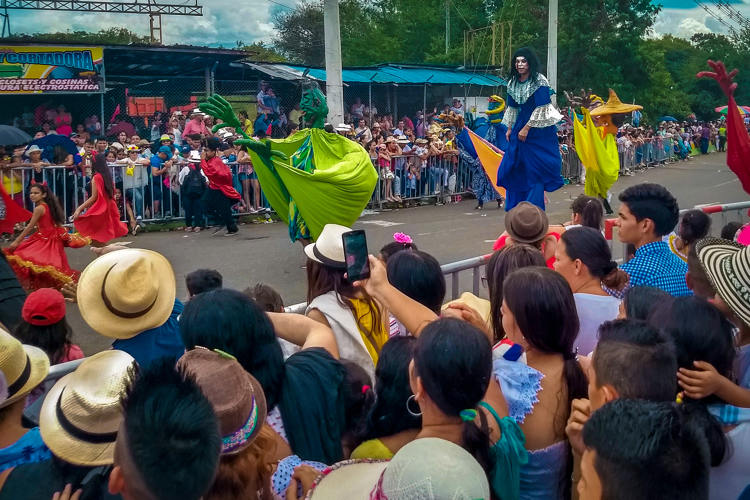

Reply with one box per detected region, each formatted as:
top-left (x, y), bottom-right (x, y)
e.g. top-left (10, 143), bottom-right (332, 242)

top-left (271, 0), bottom-right (750, 122)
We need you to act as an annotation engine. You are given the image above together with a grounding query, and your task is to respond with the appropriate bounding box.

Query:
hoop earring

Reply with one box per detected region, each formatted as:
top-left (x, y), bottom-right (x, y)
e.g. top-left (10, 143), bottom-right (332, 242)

top-left (406, 394), bottom-right (422, 417)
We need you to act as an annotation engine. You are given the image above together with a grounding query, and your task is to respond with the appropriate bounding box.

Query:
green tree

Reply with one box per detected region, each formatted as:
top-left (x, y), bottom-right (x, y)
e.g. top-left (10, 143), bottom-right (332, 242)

top-left (238, 41), bottom-right (287, 62)
top-left (5, 27), bottom-right (150, 45)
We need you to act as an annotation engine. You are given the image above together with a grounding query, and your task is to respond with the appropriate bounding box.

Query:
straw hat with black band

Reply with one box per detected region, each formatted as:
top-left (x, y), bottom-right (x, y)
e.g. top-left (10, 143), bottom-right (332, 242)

top-left (589, 88), bottom-right (643, 117)
top-left (696, 238), bottom-right (750, 327)
top-left (39, 350), bottom-right (135, 466)
top-left (77, 249), bottom-right (176, 340)
top-left (0, 328), bottom-right (49, 409)
top-left (504, 201), bottom-right (549, 244)
top-left (304, 224), bottom-right (350, 270)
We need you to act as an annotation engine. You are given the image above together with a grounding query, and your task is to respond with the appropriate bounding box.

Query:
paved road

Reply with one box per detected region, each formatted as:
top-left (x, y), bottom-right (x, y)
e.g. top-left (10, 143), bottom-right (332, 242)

top-left (61, 152), bottom-right (746, 354)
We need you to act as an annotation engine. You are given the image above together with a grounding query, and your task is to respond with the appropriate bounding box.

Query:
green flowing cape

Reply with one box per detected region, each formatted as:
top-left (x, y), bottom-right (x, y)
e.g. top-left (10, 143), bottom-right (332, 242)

top-left (246, 128), bottom-right (377, 241)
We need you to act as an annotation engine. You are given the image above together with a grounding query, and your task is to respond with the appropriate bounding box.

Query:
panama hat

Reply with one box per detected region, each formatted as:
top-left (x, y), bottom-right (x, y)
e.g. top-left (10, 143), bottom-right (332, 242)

top-left (696, 238), bottom-right (750, 327)
top-left (589, 89), bottom-right (643, 117)
top-left (191, 108), bottom-right (205, 116)
top-left (77, 248), bottom-right (177, 339)
top-left (25, 144), bottom-right (43, 155)
top-left (178, 347), bottom-right (267, 455)
top-left (396, 135), bottom-right (409, 144)
top-left (306, 438), bottom-right (490, 499)
top-left (0, 328), bottom-right (49, 409)
top-left (40, 350), bottom-right (135, 466)
top-left (505, 201), bottom-right (549, 244)
top-left (188, 150), bottom-right (202, 163)
top-left (304, 224), bottom-right (351, 269)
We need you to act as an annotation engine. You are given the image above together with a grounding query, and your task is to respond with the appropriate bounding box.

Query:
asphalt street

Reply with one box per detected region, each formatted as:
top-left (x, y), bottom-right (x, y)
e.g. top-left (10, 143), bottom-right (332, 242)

top-left (58, 152), bottom-right (747, 354)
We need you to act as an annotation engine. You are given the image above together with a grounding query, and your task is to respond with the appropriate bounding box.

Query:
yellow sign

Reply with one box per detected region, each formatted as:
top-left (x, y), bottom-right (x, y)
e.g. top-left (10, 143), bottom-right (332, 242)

top-left (0, 46), bottom-right (104, 94)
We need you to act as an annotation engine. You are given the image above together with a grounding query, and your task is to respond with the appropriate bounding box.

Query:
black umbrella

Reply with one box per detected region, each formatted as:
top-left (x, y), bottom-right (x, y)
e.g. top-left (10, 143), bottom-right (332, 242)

top-left (27, 134), bottom-right (80, 163)
top-left (0, 125), bottom-right (31, 146)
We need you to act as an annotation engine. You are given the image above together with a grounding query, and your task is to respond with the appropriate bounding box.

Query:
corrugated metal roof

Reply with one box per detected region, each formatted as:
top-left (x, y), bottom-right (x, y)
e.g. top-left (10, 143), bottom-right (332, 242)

top-left (246, 62), bottom-right (506, 87)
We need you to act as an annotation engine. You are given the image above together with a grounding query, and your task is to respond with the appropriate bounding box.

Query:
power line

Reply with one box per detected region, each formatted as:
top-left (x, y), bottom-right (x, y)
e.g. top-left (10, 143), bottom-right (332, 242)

top-left (692, 0), bottom-right (743, 42)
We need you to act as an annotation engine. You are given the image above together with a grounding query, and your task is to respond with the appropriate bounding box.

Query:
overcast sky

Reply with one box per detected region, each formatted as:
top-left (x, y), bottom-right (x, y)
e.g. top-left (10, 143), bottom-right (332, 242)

top-left (3, 0), bottom-right (749, 48)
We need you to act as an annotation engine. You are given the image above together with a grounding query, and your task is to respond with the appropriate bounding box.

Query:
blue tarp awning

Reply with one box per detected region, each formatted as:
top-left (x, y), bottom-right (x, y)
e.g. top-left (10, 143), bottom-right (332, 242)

top-left (244, 62), bottom-right (506, 87)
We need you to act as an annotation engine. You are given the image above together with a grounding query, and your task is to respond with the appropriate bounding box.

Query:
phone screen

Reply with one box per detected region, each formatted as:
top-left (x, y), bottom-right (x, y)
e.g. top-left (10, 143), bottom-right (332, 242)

top-left (342, 230), bottom-right (370, 282)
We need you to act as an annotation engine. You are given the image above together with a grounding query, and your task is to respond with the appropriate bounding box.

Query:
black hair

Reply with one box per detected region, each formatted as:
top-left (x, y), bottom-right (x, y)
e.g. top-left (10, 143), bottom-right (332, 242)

top-left (14, 318), bottom-right (74, 365)
top-left (386, 250), bottom-right (445, 314)
top-left (678, 210), bottom-right (711, 247)
top-left (379, 240), bottom-right (418, 262)
top-left (503, 267), bottom-right (587, 411)
top-left (582, 399), bottom-right (710, 500)
top-left (205, 137), bottom-right (221, 151)
top-left (361, 337), bottom-right (420, 441)
top-left (570, 195), bottom-right (603, 230)
top-left (618, 183), bottom-right (680, 237)
top-left (30, 183), bottom-right (65, 225)
top-left (413, 318), bottom-right (493, 478)
top-left (340, 360), bottom-right (375, 456)
top-left (486, 245), bottom-right (546, 343)
top-left (185, 269), bottom-right (223, 297)
top-left (243, 282), bottom-right (284, 313)
top-left (92, 154), bottom-right (115, 199)
top-left (122, 358), bottom-right (221, 500)
top-left (509, 47), bottom-right (541, 83)
top-left (179, 289), bottom-right (285, 409)
top-left (622, 286), bottom-right (673, 320)
top-left (593, 320), bottom-right (677, 401)
top-left (647, 296), bottom-right (732, 465)
top-left (560, 227), bottom-right (629, 290)
top-left (720, 221), bottom-right (743, 240)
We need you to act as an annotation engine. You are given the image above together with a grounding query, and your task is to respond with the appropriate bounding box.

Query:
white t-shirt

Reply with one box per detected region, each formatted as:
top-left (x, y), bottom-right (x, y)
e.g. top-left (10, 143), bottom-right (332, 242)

top-left (573, 293), bottom-right (620, 356)
top-left (710, 424), bottom-right (750, 500)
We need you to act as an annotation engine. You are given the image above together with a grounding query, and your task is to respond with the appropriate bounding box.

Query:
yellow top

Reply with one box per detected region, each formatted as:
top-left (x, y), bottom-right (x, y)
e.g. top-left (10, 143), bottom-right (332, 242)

top-left (351, 299), bottom-right (389, 366)
top-left (350, 438), bottom-right (394, 460)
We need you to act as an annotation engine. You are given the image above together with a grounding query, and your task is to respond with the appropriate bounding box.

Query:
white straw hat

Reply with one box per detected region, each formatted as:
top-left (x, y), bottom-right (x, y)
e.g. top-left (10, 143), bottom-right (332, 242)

top-left (303, 224), bottom-right (351, 269)
top-left (77, 249), bottom-right (177, 339)
top-left (0, 328), bottom-right (49, 409)
top-left (40, 350), bottom-right (136, 466)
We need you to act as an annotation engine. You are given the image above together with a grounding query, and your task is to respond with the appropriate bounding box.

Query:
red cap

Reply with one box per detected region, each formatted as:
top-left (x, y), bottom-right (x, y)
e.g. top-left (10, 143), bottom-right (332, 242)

top-left (22, 288), bottom-right (66, 326)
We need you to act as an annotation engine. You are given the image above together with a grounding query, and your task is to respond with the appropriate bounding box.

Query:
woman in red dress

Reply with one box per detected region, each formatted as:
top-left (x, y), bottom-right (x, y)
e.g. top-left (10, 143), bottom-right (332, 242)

top-left (73, 155), bottom-right (128, 245)
top-left (0, 167), bottom-right (32, 234)
top-left (4, 183), bottom-right (80, 290)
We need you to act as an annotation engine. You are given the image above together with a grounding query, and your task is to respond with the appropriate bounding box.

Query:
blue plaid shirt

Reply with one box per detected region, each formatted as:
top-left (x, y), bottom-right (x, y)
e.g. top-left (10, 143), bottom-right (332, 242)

top-left (612, 241), bottom-right (692, 298)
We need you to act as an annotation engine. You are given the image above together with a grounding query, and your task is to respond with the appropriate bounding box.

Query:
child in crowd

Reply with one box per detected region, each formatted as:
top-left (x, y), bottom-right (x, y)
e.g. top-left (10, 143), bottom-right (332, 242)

top-left (244, 282), bottom-right (284, 313)
top-left (185, 269), bottom-right (223, 299)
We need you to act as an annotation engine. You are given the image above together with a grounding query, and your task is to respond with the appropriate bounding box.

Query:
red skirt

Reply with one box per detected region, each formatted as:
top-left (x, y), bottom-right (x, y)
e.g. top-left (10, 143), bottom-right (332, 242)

top-left (4, 228), bottom-right (80, 290)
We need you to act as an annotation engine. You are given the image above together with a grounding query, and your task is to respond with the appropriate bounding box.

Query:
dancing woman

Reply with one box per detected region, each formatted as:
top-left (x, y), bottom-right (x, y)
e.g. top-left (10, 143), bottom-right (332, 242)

top-left (499, 47), bottom-right (564, 211)
top-left (4, 183), bottom-right (80, 290)
top-left (73, 155), bottom-right (128, 245)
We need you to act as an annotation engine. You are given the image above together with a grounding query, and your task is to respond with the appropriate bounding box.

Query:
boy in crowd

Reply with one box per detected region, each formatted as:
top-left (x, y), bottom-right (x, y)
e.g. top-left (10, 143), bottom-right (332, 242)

top-left (613, 183), bottom-right (691, 297)
top-left (578, 399), bottom-right (710, 500)
top-left (185, 269), bottom-right (223, 299)
top-left (108, 360), bottom-right (221, 500)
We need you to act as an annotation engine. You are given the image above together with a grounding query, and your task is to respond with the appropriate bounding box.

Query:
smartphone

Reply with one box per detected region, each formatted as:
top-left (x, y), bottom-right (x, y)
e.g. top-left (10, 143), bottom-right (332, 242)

top-left (342, 230), bottom-right (370, 282)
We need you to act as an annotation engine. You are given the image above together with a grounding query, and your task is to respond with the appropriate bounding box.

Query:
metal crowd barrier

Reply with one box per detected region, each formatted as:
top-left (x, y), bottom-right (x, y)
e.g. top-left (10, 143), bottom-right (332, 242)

top-left (604, 200), bottom-right (750, 263)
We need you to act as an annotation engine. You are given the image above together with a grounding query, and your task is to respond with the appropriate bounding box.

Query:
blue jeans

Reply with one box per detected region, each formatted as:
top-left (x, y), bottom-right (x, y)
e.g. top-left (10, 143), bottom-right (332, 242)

top-left (126, 187), bottom-right (144, 218)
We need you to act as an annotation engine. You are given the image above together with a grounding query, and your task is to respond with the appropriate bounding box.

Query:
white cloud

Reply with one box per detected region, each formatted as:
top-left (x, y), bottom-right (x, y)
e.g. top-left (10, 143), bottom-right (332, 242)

top-left (653, 3), bottom-right (750, 39)
top-left (4, 0), bottom-right (297, 46)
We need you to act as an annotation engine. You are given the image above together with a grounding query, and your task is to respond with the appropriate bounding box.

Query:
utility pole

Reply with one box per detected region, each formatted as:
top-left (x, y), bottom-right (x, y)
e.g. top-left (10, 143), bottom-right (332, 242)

top-left (445, 0), bottom-right (450, 55)
top-left (323, 0), bottom-right (344, 125)
top-left (547, 0), bottom-right (558, 105)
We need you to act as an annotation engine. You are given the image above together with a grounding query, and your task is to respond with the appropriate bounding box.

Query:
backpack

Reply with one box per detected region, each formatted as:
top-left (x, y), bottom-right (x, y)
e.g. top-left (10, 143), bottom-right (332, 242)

top-left (183, 165), bottom-right (206, 197)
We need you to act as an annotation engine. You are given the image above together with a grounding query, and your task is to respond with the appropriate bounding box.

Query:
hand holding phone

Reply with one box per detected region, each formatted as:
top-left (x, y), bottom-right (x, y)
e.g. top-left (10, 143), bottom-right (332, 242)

top-left (342, 230), bottom-right (370, 282)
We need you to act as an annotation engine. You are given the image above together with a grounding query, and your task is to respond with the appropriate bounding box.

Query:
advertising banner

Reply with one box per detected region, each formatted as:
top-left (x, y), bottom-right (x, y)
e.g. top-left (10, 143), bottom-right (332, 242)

top-left (0, 46), bottom-right (104, 94)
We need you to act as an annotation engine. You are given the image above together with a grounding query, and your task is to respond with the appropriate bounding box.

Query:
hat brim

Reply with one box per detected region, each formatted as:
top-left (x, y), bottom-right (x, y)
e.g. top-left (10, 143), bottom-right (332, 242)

top-left (39, 373), bottom-right (116, 466)
top-left (77, 249), bottom-right (176, 340)
top-left (222, 371), bottom-right (267, 455)
top-left (590, 103), bottom-right (643, 116)
top-left (0, 344), bottom-right (50, 409)
top-left (304, 242), bottom-right (324, 265)
top-left (307, 460), bottom-right (388, 499)
top-left (697, 238), bottom-right (750, 326)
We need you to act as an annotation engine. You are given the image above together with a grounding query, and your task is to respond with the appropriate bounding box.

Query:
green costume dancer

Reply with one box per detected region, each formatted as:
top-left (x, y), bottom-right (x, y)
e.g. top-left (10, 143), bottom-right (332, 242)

top-left (199, 88), bottom-right (377, 242)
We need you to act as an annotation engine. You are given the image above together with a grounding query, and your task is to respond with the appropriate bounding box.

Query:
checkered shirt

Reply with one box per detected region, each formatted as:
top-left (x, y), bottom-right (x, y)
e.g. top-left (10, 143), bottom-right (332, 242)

top-left (610, 241), bottom-right (692, 298)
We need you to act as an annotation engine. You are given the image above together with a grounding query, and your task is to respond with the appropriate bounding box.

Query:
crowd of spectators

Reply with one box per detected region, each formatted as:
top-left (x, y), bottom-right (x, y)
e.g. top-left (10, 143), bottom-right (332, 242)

top-left (0, 181), bottom-right (749, 499)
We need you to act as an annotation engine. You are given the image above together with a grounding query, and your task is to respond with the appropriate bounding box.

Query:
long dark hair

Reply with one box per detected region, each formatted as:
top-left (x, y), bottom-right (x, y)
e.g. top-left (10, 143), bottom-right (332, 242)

top-left (361, 337), bottom-right (420, 441)
top-left (503, 267), bottom-right (587, 413)
top-left (14, 318), bottom-right (73, 364)
top-left (486, 245), bottom-right (546, 342)
top-left (413, 319), bottom-right (493, 479)
top-left (30, 183), bottom-right (65, 225)
top-left (386, 250), bottom-right (445, 314)
top-left (647, 296), bottom-right (731, 466)
top-left (92, 154), bottom-right (115, 199)
top-left (560, 227), bottom-right (629, 290)
top-left (509, 47), bottom-right (541, 83)
top-left (570, 195), bottom-right (603, 230)
top-left (179, 289), bottom-right (285, 409)
top-left (306, 260), bottom-right (385, 356)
